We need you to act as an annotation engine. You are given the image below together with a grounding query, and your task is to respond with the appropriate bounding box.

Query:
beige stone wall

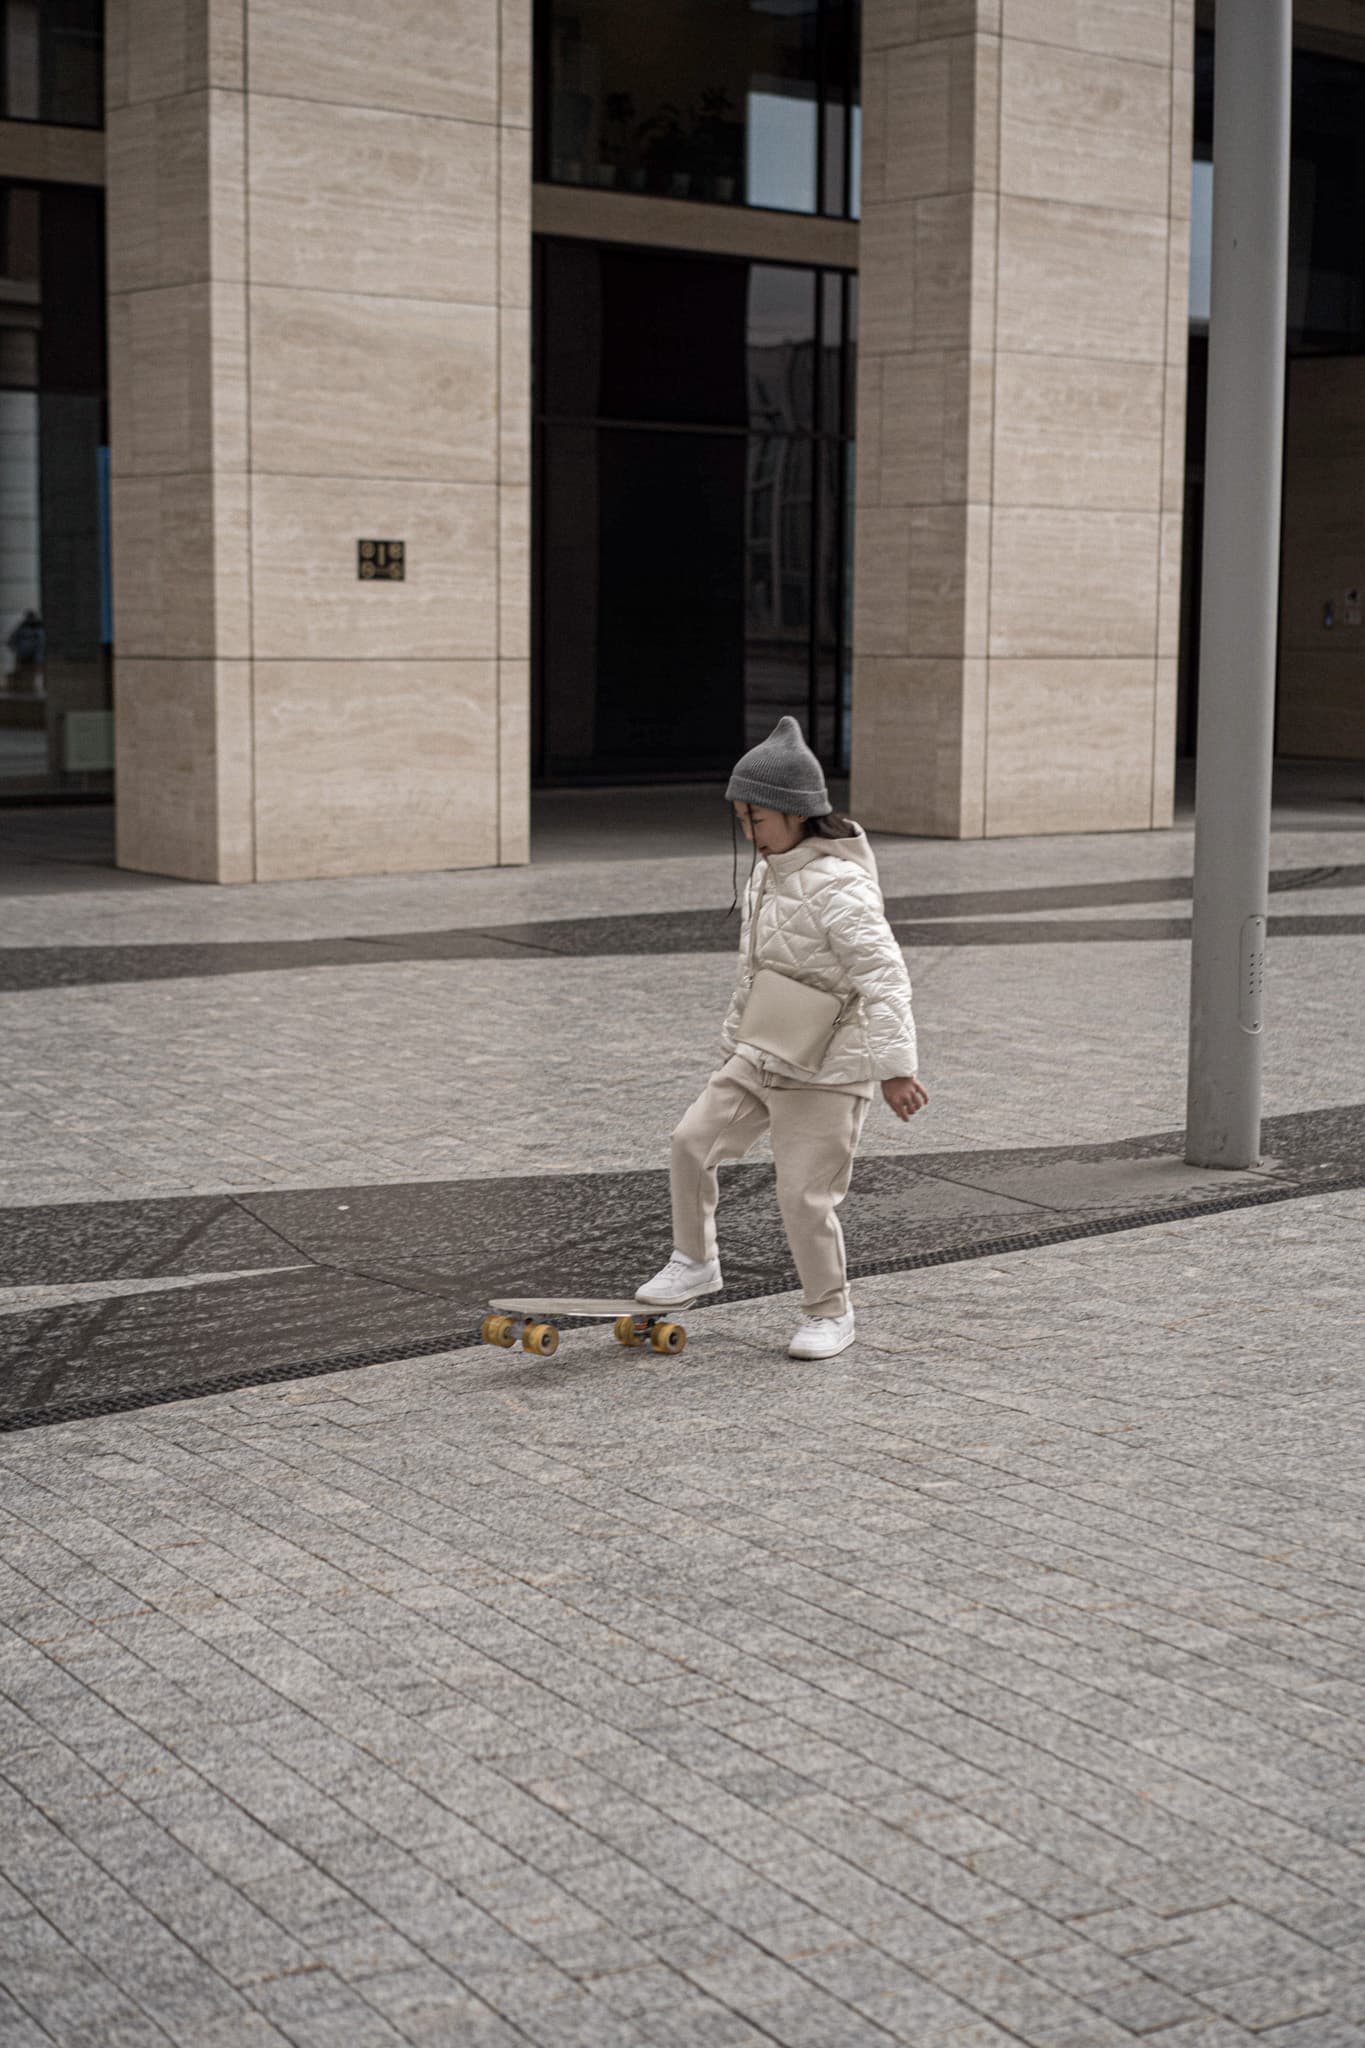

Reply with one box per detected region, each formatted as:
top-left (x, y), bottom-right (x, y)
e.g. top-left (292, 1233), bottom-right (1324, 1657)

top-left (107, 0), bottom-right (530, 881)
top-left (0, 116), bottom-right (104, 183)
top-left (1278, 356), bottom-right (1365, 759)
top-left (851, 0), bottom-right (1193, 838)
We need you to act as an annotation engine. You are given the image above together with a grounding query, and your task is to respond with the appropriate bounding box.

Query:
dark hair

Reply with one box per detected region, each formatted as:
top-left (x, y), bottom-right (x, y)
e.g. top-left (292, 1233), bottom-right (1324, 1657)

top-left (727, 805), bottom-right (857, 916)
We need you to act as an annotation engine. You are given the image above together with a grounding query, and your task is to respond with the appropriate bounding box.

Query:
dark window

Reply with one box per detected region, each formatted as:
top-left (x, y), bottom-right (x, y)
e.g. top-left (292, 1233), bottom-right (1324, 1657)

top-left (1287, 50), bottom-right (1365, 354)
top-left (540, 422), bottom-right (749, 775)
top-left (1183, 33), bottom-right (1365, 762)
top-left (2, 0), bottom-right (104, 129)
top-left (1192, 26), bottom-right (1212, 158)
top-left (0, 182), bottom-right (111, 798)
top-left (537, 0), bottom-right (860, 218)
top-left (1193, 28), bottom-right (1365, 354)
top-left (534, 239), bottom-right (855, 782)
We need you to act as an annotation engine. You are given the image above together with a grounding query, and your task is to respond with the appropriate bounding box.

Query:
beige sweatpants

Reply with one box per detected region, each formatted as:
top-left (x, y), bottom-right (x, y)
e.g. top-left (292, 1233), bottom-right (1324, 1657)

top-left (671, 1053), bottom-right (870, 1318)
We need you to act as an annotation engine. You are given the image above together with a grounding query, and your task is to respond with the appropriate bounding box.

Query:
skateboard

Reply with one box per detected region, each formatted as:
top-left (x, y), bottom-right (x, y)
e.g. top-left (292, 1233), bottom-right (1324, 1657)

top-left (480, 1296), bottom-right (698, 1357)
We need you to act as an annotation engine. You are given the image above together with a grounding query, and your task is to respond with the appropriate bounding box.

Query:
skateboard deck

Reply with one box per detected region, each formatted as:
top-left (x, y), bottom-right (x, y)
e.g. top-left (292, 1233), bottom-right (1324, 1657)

top-left (481, 1296), bottom-right (698, 1357)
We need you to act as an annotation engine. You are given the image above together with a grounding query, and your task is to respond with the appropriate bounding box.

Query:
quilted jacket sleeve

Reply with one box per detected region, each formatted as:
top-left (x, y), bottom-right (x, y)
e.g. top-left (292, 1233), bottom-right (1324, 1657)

top-left (817, 868), bottom-right (919, 1080)
top-left (718, 869), bottom-right (758, 1055)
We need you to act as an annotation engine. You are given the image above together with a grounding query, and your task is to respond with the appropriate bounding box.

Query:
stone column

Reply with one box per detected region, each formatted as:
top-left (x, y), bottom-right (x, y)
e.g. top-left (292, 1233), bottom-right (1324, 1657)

top-left (851, 0), bottom-right (1192, 837)
top-left (106, 0), bottom-right (530, 881)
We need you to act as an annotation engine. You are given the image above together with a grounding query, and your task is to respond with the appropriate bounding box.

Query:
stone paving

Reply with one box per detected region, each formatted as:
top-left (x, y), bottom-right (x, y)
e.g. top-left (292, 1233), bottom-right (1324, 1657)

top-left (2, 793), bottom-right (1365, 2044)
top-left (3, 1196), bottom-right (1365, 2047)
top-left (2, 811), bottom-right (1364, 1206)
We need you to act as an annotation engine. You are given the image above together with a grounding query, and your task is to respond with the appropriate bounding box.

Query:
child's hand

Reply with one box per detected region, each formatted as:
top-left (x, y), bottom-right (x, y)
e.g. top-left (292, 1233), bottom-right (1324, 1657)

top-left (881, 1076), bottom-right (928, 1121)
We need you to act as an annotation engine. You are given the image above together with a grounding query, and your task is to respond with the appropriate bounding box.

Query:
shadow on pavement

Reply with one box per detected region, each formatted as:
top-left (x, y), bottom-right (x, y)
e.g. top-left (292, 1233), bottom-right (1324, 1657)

top-left (3, 1102), bottom-right (1363, 1433)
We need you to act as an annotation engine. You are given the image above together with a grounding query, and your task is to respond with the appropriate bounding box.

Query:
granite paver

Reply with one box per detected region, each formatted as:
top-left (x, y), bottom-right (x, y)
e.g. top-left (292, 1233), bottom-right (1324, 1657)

top-left (1, 1190), bottom-right (1364, 2045)
top-left (1, 813), bottom-right (1363, 1207)
top-left (2, 800), bottom-right (1364, 2041)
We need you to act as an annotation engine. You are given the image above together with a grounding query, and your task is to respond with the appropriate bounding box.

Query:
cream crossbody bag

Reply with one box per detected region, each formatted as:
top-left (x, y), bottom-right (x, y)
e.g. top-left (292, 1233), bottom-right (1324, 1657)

top-left (735, 869), bottom-right (854, 1073)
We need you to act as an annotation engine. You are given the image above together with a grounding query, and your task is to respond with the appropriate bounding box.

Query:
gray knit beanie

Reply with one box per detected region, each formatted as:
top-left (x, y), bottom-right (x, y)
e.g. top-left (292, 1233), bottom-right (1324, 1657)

top-left (725, 716), bottom-right (831, 817)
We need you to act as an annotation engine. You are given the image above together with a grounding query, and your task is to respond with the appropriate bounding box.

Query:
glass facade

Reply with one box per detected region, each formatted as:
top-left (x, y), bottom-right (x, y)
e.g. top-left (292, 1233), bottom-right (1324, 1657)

top-left (535, 239), bottom-right (855, 781)
top-left (539, 0), bottom-right (860, 216)
top-left (0, 183), bottom-right (111, 797)
top-left (1184, 33), bottom-right (1365, 754)
top-left (1, 0), bottom-right (103, 128)
top-left (1285, 50), bottom-right (1365, 354)
top-left (1192, 31), bottom-right (1365, 354)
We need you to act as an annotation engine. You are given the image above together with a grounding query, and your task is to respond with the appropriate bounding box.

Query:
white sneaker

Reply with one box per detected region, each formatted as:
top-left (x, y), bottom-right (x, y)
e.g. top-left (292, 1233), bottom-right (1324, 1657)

top-left (789, 1310), bottom-right (856, 1360)
top-left (635, 1250), bottom-right (723, 1306)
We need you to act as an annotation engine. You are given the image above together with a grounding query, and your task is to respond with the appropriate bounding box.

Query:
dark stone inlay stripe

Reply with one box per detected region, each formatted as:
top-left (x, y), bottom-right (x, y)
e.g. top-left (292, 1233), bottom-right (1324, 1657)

top-left (890, 860), bottom-right (1365, 919)
top-left (2, 1101), bottom-right (1362, 1432)
top-left (890, 913), bottom-right (1365, 946)
top-left (0, 926), bottom-right (545, 991)
top-left (2, 1168), bottom-right (1363, 1437)
top-left (5, 910), bottom-right (1365, 996)
top-left (3, 861), bottom-right (1365, 992)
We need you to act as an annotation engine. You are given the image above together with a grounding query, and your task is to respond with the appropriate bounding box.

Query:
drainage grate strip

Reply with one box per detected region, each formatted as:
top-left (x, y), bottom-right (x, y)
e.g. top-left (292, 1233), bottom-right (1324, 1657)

top-left (3, 1166), bottom-right (1362, 1436)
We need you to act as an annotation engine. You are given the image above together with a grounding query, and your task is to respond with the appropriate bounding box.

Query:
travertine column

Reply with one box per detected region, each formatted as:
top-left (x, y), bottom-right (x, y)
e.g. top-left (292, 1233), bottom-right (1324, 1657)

top-left (107, 0), bottom-right (530, 880)
top-left (852, 0), bottom-right (1192, 837)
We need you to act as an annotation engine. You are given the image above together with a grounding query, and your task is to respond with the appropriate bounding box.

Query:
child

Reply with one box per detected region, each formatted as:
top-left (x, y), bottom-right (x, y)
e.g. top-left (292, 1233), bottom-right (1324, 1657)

top-left (638, 716), bottom-right (926, 1359)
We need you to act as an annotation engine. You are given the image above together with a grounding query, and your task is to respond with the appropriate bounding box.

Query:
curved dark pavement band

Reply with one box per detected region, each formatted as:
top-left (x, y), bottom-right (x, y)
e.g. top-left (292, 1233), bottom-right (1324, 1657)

top-left (2, 1101), bottom-right (1362, 1434)
top-left (3, 862), bottom-right (1365, 992)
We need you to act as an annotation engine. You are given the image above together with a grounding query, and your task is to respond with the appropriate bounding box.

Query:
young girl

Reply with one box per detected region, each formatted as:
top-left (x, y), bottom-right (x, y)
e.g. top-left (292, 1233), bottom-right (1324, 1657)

top-left (638, 716), bottom-right (927, 1359)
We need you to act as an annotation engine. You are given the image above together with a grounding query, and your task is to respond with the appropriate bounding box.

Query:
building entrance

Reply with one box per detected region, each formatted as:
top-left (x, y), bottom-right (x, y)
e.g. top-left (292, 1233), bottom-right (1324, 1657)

top-left (533, 237), bottom-right (855, 783)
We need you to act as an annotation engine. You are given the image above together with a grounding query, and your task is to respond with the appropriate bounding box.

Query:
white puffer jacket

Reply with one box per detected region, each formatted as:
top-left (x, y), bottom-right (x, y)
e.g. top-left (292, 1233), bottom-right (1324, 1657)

top-left (720, 823), bottom-right (919, 1086)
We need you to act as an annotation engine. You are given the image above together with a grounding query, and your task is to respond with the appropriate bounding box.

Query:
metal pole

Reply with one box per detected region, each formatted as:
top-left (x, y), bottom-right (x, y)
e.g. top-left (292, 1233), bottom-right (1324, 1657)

top-left (1185, 0), bottom-right (1292, 1169)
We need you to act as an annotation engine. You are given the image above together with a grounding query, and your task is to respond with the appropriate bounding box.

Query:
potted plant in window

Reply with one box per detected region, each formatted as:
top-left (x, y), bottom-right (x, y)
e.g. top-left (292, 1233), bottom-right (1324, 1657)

top-left (690, 86), bottom-right (741, 203)
top-left (596, 91), bottom-right (636, 188)
top-left (637, 101), bottom-right (690, 196)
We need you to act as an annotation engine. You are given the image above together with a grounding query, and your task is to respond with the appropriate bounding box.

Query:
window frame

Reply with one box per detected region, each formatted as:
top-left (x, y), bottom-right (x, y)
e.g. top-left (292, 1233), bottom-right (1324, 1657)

top-left (533, 0), bottom-right (861, 221)
top-left (531, 236), bottom-right (857, 783)
top-left (0, 1), bottom-right (105, 132)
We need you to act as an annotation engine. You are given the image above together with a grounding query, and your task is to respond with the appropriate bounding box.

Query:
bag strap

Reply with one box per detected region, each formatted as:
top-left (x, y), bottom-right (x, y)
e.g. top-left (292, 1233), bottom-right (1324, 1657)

top-left (746, 862), bottom-right (856, 1026)
top-left (745, 864), bottom-right (767, 974)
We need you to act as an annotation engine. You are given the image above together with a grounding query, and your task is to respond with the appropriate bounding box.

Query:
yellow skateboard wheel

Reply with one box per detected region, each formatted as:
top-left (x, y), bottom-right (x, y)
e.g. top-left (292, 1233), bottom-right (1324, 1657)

top-left (650, 1321), bottom-right (686, 1355)
top-left (614, 1316), bottom-right (644, 1347)
top-left (481, 1314), bottom-right (516, 1349)
top-left (523, 1321), bottom-right (559, 1356)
